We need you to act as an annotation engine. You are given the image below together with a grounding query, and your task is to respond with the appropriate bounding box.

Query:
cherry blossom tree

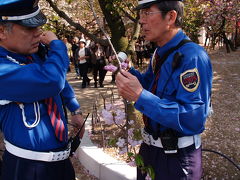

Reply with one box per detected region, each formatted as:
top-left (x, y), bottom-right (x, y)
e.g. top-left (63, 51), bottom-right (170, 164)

top-left (182, 0), bottom-right (205, 43)
top-left (41, 0), bottom-right (139, 52)
top-left (200, 0), bottom-right (240, 52)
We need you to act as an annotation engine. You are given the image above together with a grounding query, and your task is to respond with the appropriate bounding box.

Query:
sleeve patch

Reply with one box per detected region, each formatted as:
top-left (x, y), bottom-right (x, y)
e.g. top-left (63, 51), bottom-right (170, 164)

top-left (180, 68), bottom-right (200, 92)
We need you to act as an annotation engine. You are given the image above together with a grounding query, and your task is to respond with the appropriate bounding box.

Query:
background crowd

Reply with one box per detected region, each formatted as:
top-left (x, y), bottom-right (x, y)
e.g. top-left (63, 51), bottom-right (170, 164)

top-left (62, 34), bottom-right (156, 88)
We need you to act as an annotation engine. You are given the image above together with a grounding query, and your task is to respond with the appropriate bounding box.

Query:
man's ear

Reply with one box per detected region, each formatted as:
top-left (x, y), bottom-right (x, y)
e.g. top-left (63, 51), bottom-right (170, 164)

top-left (0, 25), bottom-right (7, 40)
top-left (166, 10), bottom-right (177, 27)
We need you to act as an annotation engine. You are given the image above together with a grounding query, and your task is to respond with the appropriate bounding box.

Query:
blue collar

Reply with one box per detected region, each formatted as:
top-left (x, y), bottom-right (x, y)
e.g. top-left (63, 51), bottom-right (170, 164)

top-left (156, 30), bottom-right (189, 57)
top-left (0, 46), bottom-right (32, 64)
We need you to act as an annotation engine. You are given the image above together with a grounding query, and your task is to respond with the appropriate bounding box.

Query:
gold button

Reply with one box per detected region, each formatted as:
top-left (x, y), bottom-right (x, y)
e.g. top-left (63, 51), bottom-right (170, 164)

top-left (2, 16), bottom-right (8, 20)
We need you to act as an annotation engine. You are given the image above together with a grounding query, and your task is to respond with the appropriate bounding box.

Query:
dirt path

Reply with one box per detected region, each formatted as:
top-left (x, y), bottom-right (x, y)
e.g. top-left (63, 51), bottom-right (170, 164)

top-left (201, 49), bottom-right (240, 179)
top-left (67, 70), bottom-right (117, 180)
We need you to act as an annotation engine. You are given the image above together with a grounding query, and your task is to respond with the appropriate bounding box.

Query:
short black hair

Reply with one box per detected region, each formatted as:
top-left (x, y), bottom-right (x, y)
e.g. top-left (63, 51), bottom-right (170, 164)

top-left (157, 1), bottom-right (184, 27)
top-left (0, 21), bottom-right (13, 32)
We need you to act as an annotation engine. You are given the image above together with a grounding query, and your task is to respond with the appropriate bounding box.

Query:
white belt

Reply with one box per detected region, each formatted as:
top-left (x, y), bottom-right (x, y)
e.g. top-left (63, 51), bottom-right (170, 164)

top-left (141, 129), bottom-right (201, 150)
top-left (4, 140), bottom-right (71, 162)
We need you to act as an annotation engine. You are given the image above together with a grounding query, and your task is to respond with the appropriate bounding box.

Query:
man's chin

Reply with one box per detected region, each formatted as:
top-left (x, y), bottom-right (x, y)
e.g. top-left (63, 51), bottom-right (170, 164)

top-left (143, 35), bottom-right (152, 41)
top-left (29, 47), bottom-right (39, 54)
top-left (142, 33), bottom-right (151, 40)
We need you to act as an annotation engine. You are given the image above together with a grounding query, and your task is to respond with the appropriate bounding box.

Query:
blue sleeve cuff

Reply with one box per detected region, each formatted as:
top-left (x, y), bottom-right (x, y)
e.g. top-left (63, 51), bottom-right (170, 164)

top-left (48, 40), bottom-right (69, 69)
top-left (49, 40), bottom-right (67, 50)
top-left (128, 67), bottom-right (135, 73)
top-left (66, 98), bottom-right (80, 112)
top-left (134, 89), bottom-right (155, 114)
top-left (128, 67), bottom-right (139, 76)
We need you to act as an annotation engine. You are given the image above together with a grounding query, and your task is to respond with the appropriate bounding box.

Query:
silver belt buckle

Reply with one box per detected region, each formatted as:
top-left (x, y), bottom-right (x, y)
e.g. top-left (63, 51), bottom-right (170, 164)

top-left (51, 147), bottom-right (71, 161)
top-left (164, 149), bottom-right (178, 154)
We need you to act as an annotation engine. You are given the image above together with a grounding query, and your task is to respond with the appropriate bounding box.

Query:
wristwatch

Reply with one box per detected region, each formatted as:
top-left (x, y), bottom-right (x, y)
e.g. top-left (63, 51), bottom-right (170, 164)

top-left (71, 109), bottom-right (82, 116)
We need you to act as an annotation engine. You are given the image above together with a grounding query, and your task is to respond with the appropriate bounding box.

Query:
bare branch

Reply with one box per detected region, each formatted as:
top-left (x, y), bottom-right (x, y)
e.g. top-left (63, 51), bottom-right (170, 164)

top-left (45, 0), bottom-right (108, 45)
top-left (88, 0), bottom-right (122, 70)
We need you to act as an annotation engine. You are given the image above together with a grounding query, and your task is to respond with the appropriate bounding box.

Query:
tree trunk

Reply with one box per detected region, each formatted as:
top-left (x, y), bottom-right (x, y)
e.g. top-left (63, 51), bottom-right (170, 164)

top-left (204, 33), bottom-right (209, 47)
top-left (234, 21), bottom-right (238, 48)
top-left (127, 19), bottom-right (141, 62)
top-left (222, 32), bottom-right (236, 53)
top-left (98, 0), bottom-right (128, 51)
top-left (211, 33), bottom-right (217, 50)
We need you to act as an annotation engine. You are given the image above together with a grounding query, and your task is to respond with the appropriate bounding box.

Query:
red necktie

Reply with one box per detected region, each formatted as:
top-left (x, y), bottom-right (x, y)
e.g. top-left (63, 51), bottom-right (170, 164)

top-left (25, 56), bottom-right (66, 141)
top-left (143, 51), bottom-right (162, 127)
top-left (45, 98), bottom-right (66, 142)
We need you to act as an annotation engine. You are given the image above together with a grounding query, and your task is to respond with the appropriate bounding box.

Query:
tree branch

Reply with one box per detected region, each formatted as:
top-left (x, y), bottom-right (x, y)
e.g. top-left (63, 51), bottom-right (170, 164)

top-left (45, 0), bottom-right (108, 45)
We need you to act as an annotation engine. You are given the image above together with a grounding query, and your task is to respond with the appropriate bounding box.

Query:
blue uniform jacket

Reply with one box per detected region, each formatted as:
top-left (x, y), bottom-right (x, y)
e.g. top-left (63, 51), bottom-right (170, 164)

top-left (130, 30), bottom-right (212, 136)
top-left (0, 40), bottom-right (80, 151)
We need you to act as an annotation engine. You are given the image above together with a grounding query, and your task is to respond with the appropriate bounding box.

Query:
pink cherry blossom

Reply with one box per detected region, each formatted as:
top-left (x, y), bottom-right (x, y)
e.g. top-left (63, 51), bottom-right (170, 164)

top-left (128, 160), bottom-right (136, 167)
top-left (121, 62), bottom-right (129, 70)
top-left (116, 138), bottom-right (125, 148)
top-left (101, 109), bottom-right (114, 125)
top-left (145, 174), bottom-right (152, 180)
top-left (119, 147), bottom-right (127, 155)
top-left (104, 64), bottom-right (118, 72)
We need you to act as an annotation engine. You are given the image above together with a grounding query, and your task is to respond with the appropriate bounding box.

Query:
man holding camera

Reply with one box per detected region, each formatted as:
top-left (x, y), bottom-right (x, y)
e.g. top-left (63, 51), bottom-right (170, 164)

top-left (0, 0), bottom-right (84, 179)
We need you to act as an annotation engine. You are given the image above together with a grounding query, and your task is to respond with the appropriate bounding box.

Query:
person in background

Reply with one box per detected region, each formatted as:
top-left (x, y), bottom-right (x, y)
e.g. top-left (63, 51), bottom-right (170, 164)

top-left (105, 44), bottom-right (115, 83)
top-left (91, 43), bottom-right (107, 88)
top-left (71, 36), bottom-right (80, 79)
top-left (63, 37), bottom-right (72, 72)
top-left (135, 36), bottom-right (144, 67)
top-left (0, 0), bottom-right (85, 179)
top-left (85, 36), bottom-right (91, 48)
top-left (75, 39), bottom-right (91, 88)
top-left (116, 0), bottom-right (212, 179)
top-left (84, 36), bottom-right (93, 74)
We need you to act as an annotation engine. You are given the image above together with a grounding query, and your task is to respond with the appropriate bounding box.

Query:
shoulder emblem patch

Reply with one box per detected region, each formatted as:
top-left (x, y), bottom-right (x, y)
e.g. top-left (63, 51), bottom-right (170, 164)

top-left (180, 68), bottom-right (200, 92)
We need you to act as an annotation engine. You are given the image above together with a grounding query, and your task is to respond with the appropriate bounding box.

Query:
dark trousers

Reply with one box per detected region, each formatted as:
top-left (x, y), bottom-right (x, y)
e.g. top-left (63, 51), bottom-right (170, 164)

top-left (1, 151), bottom-right (75, 180)
top-left (78, 62), bottom-right (89, 87)
top-left (93, 60), bottom-right (107, 86)
top-left (136, 51), bottom-right (143, 67)
top-left (137, 143), bottom-right (202, 180)
top-left (75, 64), bottom-right (80, 76)
top-left (73, 59), bottom-right (80, 76)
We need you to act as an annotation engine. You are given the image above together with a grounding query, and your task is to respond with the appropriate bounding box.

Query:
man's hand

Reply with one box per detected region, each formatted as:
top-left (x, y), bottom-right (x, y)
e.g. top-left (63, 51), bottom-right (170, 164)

top-left (71, 114), bottom-right (85, 139)
top-left (115, 70), bottom-right (143, 102)
top-left (40, 31), bottom-right (58, 46)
